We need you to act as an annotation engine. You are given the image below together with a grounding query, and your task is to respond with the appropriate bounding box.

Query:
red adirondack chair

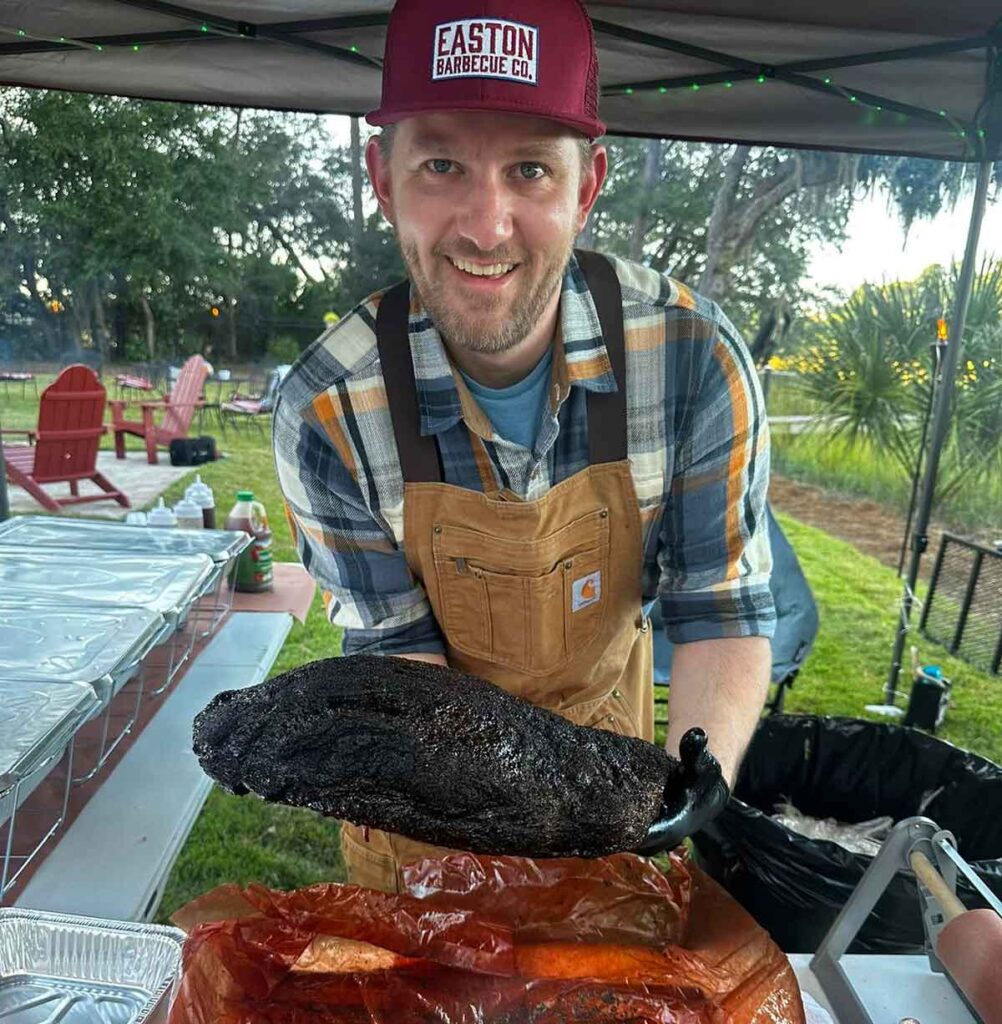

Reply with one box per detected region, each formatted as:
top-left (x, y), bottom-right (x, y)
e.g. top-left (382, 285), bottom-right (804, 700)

top-left (1, 364), bottom-right (129, 512)
top-left (110, 354), bottom-right (210, 464)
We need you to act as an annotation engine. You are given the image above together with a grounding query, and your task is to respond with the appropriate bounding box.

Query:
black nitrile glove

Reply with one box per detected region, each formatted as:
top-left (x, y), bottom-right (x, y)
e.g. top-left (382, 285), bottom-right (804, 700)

top-left (632, 727), bottom-right (730, 855)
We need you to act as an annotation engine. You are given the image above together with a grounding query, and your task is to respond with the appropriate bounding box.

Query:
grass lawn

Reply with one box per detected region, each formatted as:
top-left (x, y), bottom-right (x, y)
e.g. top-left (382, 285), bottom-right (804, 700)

top-left (3, 371), bottom-right (1000, 921)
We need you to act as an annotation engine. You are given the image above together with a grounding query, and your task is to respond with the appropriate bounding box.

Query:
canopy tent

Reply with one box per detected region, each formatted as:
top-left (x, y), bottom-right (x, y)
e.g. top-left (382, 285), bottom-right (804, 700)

top-left (0, 2), bottom-right (999, 160)
top-left (0, 2), bottom-right (1000, 701)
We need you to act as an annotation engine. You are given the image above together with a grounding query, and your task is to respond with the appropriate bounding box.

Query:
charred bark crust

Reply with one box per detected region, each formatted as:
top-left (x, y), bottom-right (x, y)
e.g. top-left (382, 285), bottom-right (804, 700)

top-left (194, 655), bottom-right (677, 858)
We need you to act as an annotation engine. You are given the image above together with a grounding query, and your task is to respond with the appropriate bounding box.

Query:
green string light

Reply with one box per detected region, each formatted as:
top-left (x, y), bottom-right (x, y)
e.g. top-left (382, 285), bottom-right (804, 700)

top-left (200, 23), bottom-right (209, 33)
top-left (16, 28), bottom-right (26, 37)
top-left (612, 76), bottom-right (970, 147)
top-left (978, 128), bottom-right (987, 138)
top-left (131, 43), bottom-right (141, 52)
top-left (350, 44), bottom-right (358, 52)
top-left (95, 43), bottom-right (103, 51)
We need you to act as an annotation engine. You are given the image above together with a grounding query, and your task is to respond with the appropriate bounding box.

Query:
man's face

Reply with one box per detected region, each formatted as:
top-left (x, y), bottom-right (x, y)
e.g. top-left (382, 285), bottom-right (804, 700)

top-left (366, 112), bottom-right (606, 355)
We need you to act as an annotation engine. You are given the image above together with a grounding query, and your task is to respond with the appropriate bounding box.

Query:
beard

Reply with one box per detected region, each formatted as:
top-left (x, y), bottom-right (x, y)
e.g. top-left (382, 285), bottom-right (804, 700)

top-left (397, 234), bottom-right (574, 355)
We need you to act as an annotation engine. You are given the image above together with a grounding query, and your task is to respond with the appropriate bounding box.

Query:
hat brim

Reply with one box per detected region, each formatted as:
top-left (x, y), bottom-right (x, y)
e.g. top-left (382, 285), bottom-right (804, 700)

top-left (366, 101), bottom-right (606, 142)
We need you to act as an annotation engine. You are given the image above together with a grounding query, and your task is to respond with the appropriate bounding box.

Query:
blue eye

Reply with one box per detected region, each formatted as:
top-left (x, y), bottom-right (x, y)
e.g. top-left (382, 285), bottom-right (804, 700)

top-left (518, 162), bottom-right (546, 180)
top-left (428, 159), bottom-right (454, 174)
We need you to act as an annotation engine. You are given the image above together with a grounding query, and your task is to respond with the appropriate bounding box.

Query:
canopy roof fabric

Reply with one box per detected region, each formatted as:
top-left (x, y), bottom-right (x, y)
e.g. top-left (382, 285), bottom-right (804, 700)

top-left (1, 1), bottom-right (999, 161)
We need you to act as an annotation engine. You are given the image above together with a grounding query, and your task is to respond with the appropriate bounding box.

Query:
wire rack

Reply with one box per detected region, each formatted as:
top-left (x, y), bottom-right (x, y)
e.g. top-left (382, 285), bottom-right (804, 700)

top-left (921, 533), bottom-right (1002, 675)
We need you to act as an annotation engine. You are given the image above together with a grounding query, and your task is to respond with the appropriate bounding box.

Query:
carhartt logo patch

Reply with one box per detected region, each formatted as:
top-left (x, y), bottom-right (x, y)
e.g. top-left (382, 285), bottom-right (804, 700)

top-left (432, 19), bottom-right (539, 86)
top-left (571, 570), bottom-right (601, 612)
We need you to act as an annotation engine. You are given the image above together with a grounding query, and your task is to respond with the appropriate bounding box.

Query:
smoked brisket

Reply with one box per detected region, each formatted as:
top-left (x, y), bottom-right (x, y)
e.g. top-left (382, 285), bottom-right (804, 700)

top-left (194, 655), bottom-right (680, 857)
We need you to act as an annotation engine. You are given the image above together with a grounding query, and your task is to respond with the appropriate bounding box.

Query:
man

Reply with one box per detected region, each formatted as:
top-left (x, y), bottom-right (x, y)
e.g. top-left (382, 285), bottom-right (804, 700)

top-left (273, 0), bottom-right (774, 892)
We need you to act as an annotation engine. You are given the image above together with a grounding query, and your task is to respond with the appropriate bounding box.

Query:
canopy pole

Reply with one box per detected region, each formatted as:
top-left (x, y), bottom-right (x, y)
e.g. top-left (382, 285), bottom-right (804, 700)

top-left (884, 159), bottom-right (993, 703)
top-left (0, 446), bottom-right (8, 521)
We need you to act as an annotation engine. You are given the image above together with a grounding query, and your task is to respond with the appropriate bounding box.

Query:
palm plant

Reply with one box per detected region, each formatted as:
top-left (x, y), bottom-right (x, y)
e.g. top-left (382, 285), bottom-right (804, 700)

top-left (793, 258), bottom-right (1002, 513)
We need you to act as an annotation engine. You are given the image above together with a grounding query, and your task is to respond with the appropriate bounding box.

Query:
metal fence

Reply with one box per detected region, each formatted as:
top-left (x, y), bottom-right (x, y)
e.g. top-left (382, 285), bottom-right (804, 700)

top-left (921, 533), bottom-right (1002, 675)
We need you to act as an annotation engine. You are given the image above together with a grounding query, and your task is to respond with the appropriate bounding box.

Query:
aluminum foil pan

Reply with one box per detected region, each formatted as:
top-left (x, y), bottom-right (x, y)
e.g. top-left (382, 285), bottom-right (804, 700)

top-left (0, 515), bottom-right (249, 565)
top-left (0, 681), bottom-right (97, 822)
top-left (0, 605), bottom-right (165, 704)
top-left (0, 548), bottom-right (215, 626)
top-left (0, 681), bottom-right (96, 781)
top-left (0, 908), bottom-right (184, 1023)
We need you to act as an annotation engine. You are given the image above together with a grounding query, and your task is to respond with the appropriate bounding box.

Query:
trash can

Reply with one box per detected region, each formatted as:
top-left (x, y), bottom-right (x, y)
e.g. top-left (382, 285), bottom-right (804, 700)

top-left (692, 715), bottom-right (1002, 953)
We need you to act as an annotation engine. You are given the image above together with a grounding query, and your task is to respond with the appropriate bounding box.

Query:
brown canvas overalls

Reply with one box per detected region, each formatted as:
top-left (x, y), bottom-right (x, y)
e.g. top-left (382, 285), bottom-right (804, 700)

top-left (340, 251), bottom-right (654, 890)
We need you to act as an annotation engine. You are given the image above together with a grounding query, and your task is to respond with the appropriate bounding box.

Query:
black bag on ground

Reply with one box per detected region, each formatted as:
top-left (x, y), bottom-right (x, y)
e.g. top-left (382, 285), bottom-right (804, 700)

top-left (169, 435), bottom-right (216, 466)
top-left (692, 715), bottom-right (1002, 953)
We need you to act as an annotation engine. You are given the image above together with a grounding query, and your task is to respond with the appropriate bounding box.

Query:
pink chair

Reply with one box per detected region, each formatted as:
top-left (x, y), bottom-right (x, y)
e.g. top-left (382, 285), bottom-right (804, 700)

top-left (110, 354), bottom-right (210, 464)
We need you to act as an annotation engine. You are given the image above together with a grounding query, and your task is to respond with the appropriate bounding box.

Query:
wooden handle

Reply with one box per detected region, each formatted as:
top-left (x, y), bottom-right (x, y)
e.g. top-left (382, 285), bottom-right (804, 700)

top-left (910, 850), bottom-right (966, 922)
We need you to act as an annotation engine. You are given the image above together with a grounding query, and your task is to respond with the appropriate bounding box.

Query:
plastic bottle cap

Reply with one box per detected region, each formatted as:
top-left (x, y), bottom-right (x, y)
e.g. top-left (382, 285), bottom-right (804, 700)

top-left (147, 497), bottom-right (178, 527)
top-left (185, 473), bottom-right (215, 508)
top-left (236, 490), bottom-right (254, 501)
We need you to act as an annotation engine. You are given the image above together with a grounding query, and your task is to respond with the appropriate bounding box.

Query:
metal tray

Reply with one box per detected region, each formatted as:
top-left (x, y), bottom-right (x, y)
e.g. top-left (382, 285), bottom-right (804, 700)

top-left (0, 515), bottom-right (249, 565)
top-left (0, 605), bottom-right (165, 704)
top-left (0, 909), bottom-right (184, 1023)
top-left (0, 548), bottom-right (215, 626)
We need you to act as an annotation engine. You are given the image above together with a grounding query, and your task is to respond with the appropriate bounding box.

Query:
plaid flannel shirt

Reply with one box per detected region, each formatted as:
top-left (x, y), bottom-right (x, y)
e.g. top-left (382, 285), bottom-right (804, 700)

top-left (273, 252), bottom-right (775, 656)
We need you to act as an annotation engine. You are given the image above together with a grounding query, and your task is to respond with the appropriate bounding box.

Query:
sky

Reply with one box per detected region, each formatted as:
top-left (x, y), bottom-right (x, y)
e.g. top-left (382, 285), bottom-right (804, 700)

top-left (806, 189), bottom-right (1002, 295)
top-left (325, 115), bottom-right (1000, 296)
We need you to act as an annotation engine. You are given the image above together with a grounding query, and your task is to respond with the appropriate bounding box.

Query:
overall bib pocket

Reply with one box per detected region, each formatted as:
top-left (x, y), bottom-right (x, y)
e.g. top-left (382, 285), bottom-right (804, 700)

top-left (432, 509), bottom-right (610, 675)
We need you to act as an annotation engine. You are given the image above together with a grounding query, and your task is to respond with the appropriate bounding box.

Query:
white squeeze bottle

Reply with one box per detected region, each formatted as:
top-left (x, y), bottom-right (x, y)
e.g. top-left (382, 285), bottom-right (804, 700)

top-left (185, 474), bottom-right (216, 529)
top-left (147, 497), bottom-right (178, 528)
top-left (174, 497), bottom-right (204, 530)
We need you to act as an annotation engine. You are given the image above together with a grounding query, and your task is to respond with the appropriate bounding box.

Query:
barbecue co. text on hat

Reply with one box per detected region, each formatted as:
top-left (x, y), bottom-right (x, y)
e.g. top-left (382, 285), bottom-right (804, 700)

top-left (432, 19), bottom-right (538, 85)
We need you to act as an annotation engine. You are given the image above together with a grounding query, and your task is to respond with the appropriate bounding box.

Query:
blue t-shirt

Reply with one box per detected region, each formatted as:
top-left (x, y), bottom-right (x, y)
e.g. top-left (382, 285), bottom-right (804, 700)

top-left (460, 347), bottom-right (553, 451)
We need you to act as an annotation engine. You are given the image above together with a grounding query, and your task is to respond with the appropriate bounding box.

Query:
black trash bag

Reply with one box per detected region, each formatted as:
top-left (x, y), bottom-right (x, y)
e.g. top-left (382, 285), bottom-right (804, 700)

top-left (692, 715), bottom-right (1002, 953)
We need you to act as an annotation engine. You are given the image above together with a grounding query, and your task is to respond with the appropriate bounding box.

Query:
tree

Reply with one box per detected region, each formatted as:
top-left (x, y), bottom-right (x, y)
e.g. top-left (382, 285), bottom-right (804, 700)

top-left (587, 138), bottom-right (855, 338)
top-left (0, 92), bottom-right (360, 362)
top-left (0, 90), bottom-right (227, 361)
top-left (586, 138), bottom-right (998, 345)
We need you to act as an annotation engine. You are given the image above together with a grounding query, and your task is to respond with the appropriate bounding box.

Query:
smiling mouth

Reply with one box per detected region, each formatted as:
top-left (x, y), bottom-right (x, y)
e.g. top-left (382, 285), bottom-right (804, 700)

top-left (446, 255), bottom-right (519, 280)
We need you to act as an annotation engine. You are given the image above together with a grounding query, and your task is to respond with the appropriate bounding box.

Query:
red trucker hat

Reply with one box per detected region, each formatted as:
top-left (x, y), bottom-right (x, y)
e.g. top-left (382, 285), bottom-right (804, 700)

top-left (367, 0), bottom-right (606, 140)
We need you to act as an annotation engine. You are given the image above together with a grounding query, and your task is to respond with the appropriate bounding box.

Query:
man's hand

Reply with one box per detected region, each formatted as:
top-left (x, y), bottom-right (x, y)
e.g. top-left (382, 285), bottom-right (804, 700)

top-left (632, 635), bottom-right (769, 854)
top-left (631, 727), bottom-right (729, 855)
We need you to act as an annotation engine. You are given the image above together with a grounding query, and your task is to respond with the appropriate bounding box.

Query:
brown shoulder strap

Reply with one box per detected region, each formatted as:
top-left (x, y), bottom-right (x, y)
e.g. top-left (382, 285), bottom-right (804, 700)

top-left (574, 249), bottom-right (628, 464)
top-left (375, 280), bottom-right (442, 483)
